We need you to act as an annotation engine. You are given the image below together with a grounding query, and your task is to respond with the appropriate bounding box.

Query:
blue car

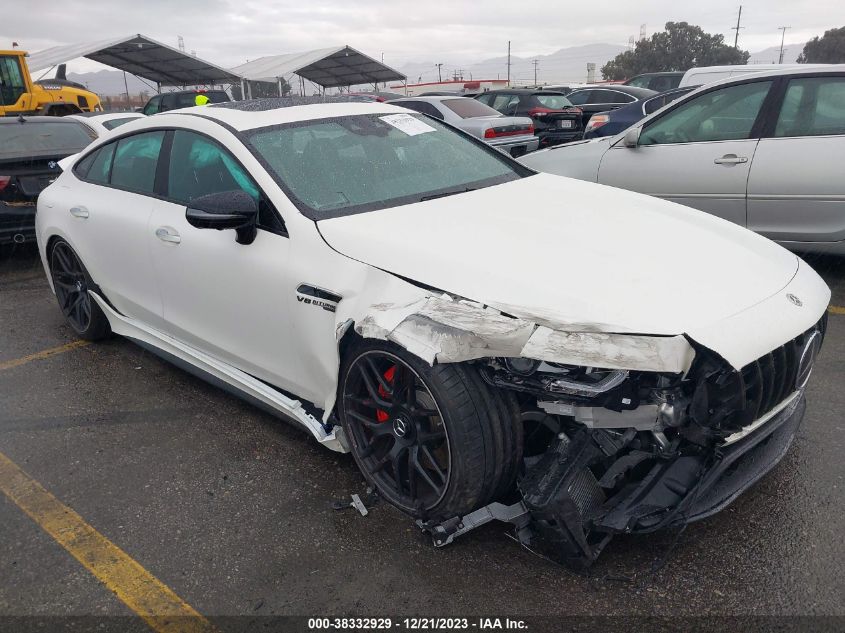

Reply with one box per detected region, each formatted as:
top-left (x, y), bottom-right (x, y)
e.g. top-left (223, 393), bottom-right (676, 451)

top-left (582, 87), bottom-right (695, 139)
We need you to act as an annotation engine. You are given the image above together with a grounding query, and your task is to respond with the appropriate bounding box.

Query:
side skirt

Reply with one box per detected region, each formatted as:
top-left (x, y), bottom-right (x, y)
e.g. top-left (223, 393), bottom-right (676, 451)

top-left (90, 292), bottom-right (348, 453)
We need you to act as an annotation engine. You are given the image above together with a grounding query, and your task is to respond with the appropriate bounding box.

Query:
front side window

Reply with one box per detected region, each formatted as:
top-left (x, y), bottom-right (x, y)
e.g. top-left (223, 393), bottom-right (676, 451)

top-left (246, 113), bottom-right (527, 219)
top-left (626, 76), bottom-right (650, 89)
top-left (639, 81), bottom-right (772, 146)
top-left (774, 76), bottom-right (845, 138)
top-left (167, 130), bottom-right (260, 203)
top-left (110, 131), bottom-right (165, 193)
top-left (491, 94), bottom-right (519, 115)
top-left (0, 56), bottom-right (27, 106)
top-left (167, 130), bottom-right (284, 233)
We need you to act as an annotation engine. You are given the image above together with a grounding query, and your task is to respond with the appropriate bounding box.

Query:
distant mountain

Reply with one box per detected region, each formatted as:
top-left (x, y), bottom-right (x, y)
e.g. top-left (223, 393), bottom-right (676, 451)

top-left (65, 70), bottom-right (153, 96)
top-left (748, 43), bottom-right (805, 64)
top-left (398, 43), bottom-right (628, 86)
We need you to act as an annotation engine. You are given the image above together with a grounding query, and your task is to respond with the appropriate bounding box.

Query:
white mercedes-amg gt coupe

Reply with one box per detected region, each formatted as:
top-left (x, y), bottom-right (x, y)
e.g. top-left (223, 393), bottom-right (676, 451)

top-left (36, 97), bottom-right (830, 567)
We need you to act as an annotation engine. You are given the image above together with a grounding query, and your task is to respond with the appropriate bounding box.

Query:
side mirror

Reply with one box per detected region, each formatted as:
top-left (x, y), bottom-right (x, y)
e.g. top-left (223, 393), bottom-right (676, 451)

top-left (622, 127), bottom-right (641, 148)
top-left (186, 190), bottom-right (258, 245)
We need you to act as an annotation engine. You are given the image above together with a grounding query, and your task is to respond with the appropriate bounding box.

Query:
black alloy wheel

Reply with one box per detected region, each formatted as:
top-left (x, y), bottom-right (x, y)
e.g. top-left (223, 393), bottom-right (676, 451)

top-left (49, 239), bottom-right (111, 340)
top-left (342, 350), bottom-right (451, 513)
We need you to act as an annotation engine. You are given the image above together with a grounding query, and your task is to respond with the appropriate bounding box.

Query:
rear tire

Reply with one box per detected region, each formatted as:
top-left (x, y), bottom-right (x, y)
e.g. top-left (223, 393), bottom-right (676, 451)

top-left (339, 339), bottom-right (521, 521)
top-left (49, 239), bottom-right (111, 341)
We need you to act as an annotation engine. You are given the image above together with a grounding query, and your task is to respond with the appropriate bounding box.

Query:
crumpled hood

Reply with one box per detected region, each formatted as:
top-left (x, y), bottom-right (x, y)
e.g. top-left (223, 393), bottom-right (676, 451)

top-left (319, 173), bottom-right (800, 341)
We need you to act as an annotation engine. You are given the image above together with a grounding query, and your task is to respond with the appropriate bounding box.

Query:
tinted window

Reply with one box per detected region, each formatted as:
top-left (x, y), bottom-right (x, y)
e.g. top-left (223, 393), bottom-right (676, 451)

top-left (167, 130), bottom-right (283, 232)
top-left (441, 98), bottom-right (502, 118)
top-left (110, 131), bottom-right (165, 193)
top-left (0, 56), bottom-right (26, 106)
top-left (565, 90), bottom-right (590, 105)
top-left (588, 90), bottom-right (633, 104)
top-left (533, 94), bottom-right (573, 109)
top-left (774, 76), bottom-right (845, 138)
top-left (167, 130), bottom-right (260, 204)
top-left (491, 94), bottom-right (519, 115)
top-left (102, 117), bottom-right (140, 131)
top-left (475, 94), bottom-right (494, 106)
top-left (247, 113), bottom-right (524, 218)
top-left (160, 94), bottom-right (178, 111)
top-left (640, 81), bottom-right (772, 145)
top-left (0, 122), bottom-right (94, 159)
top-left (397, 101), bottom-right (444, 120)
top-left (643, 89), bottom-right (692, 115)
top-left (143, 96), bottom-right (161, 115)
top-left (626, 76), bottom-right (651, 89)
top-left (77, 143), bottom-right (116, 184)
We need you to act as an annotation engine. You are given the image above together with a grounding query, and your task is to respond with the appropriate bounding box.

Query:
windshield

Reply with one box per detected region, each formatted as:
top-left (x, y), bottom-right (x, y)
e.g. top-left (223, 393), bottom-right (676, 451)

top-left (533, 94), bottom-right (574, 109)
top-left (441, 98), bottom-right (502, 118)
top-left (246, 113), bottom-right (527, 219)
top-left (0, 122), bottom-right (95, 159)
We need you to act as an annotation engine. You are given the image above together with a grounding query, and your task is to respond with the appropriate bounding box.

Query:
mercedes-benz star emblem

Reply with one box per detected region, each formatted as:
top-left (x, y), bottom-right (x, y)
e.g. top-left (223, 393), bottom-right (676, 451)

top-left (786, 293), bottom-right (803, 307)
top-left (392, 418), bottom-right (407, 437)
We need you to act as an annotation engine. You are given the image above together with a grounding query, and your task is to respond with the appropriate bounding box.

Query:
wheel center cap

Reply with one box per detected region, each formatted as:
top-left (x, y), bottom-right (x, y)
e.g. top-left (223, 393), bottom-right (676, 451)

top-left (392, 416), bottom-right (410, 438)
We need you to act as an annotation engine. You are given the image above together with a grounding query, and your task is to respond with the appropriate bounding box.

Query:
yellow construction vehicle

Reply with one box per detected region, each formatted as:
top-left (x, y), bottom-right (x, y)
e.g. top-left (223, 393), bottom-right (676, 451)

top-left (0, 50), bottom-right (102, 116)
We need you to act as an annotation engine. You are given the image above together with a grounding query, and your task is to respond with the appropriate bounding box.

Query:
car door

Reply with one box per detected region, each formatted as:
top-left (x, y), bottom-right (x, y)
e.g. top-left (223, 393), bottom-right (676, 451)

top-left (147, 128), bottom-right (300, 394)
top-left (747, 74), bottom-right (845, 244)
top-left (68, 131), bottom-right (166, 327)
top-left (597, 79), bottom-right (774, 226)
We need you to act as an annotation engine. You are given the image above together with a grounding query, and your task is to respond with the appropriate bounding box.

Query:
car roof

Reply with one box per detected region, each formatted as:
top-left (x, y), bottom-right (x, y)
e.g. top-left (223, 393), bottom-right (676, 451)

top-left (152, 98), bottom-right (414, 132)
top-left (391, 95), bottom-right (471, 102)
top-left (570, 85), bottom-right (656, 98)
top-left (480, 89), bottom-right (568, 96)
top-left (683, 63), bottom-right (845, 88)
top-left (628, 71), bottom-right (684, 78)
top-left (70, 112), bottom-right (143, 120)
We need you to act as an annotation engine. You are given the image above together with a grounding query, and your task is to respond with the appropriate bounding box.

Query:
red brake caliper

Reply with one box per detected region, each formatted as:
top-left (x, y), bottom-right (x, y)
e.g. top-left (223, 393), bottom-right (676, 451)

top-left (376, 365), bottom-right (396, 422)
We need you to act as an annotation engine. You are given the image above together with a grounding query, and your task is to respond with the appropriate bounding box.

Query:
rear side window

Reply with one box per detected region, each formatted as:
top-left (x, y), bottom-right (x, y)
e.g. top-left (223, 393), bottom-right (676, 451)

top-left (76, 143), bottom-right (116, 184)
top-left (588, 90), bottom-right (633, 104)
top-left (397, 101), bottom-right (444, 120)
top-left (102, 117), bottom-right (139, 131)
top-left (441, 98), bottom-right (502, 118)
top-left (110, 131), bottom-right (165, 193)
top-left (774, 76), bottom-right (845, 138)
top-left (491, 94), bottom-right (519, 115)
top-left (532, 94), bottom-right (573, 109)
top-left (565, 91), bottom-right (590, 105)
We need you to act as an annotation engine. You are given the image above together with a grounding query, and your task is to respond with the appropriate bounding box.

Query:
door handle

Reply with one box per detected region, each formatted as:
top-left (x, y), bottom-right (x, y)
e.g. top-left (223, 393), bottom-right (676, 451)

top-left (714, 154), bottom-right (748, 165)
top-left (69, 206), bottom-right (89, 218)
top-left (155, 227), bottom-right (181, 244)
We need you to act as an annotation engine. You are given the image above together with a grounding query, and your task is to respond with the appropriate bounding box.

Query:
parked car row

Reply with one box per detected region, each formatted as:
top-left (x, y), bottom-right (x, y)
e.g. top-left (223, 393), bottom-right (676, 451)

top-left (521, 65), bottom-right (845, 254)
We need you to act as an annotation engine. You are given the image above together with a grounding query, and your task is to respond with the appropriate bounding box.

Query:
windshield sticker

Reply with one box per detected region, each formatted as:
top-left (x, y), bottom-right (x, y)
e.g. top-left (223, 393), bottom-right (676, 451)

top-left (380, 114), bottom-right (436, 136)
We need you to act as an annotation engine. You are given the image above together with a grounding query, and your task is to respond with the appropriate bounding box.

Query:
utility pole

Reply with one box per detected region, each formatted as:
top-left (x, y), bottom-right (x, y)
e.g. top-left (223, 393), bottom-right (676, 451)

top-left (532, 59), bottom-right (539, 86)
top-left (732, 5), bottom-right (744, 48)
top-left (435, 63), bottom-right (444, 82)
top-left (507, 41), bottom-right (511, 85)
top-left (778, 26), bottom-right (791, 63)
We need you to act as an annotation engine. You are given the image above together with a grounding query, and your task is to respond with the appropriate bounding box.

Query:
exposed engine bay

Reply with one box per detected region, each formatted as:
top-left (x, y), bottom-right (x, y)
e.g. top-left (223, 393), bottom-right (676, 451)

top-left (419, 315), bottom-right (826, 568)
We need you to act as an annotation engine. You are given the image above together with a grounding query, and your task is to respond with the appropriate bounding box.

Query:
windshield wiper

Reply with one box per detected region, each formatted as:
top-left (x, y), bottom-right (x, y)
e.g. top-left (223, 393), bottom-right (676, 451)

top-left (419, 187), bottom-right (476, 202)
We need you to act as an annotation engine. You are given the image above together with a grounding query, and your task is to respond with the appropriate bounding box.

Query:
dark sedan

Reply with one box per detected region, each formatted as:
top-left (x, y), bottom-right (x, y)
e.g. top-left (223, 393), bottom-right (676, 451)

top-left (583, 86), bottom-right (696, 139)
top-left (0, 116), bottom-right (95, 245)
top-left (563, 85), bottom-right (657, 129)
top-left (475, 89), bottom-right (582, 147)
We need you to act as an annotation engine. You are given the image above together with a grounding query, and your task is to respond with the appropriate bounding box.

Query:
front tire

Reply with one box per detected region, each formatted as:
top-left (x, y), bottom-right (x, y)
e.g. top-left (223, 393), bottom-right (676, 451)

top-left (339, 339), bottom-right (521, 520)
top-left (49, 239), bottom-right (111, 341)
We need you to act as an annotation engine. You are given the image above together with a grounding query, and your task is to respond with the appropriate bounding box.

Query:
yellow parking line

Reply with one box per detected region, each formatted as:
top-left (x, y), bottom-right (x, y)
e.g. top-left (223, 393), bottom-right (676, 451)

top-left (0, 340), bottom-right (90, 371)
top-left (0, 451), bottom-right (219, 633)
top-left (829, 305), bottom-right (845, 316)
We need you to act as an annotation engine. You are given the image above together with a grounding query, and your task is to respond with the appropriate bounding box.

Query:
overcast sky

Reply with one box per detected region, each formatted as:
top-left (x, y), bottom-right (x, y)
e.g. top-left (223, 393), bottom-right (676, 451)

top-left (6, 0), bottom-right (845, 76)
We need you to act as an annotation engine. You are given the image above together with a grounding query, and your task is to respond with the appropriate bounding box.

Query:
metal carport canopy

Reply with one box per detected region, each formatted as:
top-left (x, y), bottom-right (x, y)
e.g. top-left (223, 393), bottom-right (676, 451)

top-left (27, 34), bottom-right (242, 86)
top-left (230, 45), bottom-right (406, 88)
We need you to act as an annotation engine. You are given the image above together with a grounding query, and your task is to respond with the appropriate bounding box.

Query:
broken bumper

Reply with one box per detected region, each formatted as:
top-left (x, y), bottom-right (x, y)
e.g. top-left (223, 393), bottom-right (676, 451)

top-left (598, 392), bottom-right (806, 534)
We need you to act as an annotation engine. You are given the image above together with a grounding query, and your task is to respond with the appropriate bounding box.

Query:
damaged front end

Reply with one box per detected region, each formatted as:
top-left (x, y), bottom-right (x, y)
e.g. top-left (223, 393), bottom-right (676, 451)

top-left (421, 314), bottom-right (826, 568)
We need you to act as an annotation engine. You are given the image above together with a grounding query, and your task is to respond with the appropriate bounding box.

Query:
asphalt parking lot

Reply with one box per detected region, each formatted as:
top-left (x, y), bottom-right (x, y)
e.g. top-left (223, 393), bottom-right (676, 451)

top-left (1, 242), bottom-right (844, 629)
